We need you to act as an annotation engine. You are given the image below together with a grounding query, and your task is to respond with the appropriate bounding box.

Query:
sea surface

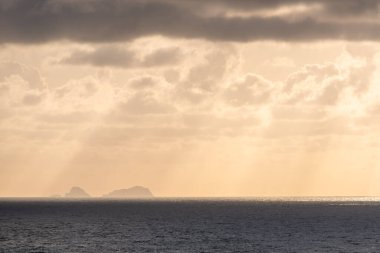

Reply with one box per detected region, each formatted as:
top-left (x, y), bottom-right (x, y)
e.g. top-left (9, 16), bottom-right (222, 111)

top-left (1, 198), bottom-right (380, 252)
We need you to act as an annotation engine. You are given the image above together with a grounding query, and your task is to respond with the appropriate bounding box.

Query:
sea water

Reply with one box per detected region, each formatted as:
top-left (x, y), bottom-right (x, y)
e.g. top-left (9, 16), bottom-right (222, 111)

top-left (1, 198), bottom-right (380, 252)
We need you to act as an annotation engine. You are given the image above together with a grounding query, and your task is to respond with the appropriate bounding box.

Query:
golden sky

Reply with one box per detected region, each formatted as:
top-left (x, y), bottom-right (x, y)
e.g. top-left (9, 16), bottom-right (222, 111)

top-left (1, 0), bottom-right (380, 197)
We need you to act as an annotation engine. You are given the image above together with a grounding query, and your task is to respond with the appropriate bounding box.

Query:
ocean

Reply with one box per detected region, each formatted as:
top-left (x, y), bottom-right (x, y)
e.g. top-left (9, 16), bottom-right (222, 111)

top-left (1, 198), bottom-right (380, 252)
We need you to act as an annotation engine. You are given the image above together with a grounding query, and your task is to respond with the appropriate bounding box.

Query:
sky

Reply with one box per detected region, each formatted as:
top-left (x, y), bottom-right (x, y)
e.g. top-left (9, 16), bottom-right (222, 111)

top-left (1, 0), bottom-right (380, 197)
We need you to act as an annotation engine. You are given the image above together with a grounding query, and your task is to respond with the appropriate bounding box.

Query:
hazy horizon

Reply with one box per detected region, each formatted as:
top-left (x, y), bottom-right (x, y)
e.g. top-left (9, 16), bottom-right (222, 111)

top-left (2, 0), bottom-right (380, 197)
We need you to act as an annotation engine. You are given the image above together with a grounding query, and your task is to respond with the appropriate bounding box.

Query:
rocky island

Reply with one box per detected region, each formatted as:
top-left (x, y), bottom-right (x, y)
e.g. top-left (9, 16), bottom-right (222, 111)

top-left (103, 186), bottom-right (153, 198)
top-left (59, 186), bottom-right (153, 198)
top-left (65, 186), bottom-right (91, 198)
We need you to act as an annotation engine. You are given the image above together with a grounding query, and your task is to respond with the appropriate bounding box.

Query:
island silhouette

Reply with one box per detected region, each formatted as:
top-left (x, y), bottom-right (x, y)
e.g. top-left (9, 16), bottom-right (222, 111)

top-left (103, 186), bottom-right (153, 198)
top-left (60, 186), bottom-right (153, 198)
top-left (65, 186), bottom-right (91, 198)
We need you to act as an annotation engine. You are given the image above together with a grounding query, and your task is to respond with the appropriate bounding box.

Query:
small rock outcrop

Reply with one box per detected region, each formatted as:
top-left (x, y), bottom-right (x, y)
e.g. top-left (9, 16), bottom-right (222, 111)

top-left (65, 186), bottom-right (91, 198)
top-left (103, 186), bottom-right (153, 198)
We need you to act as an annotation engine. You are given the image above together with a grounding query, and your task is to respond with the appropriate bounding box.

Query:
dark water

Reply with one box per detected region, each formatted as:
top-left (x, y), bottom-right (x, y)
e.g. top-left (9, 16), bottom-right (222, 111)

top-left (1, 198), bottom-right (380, 252)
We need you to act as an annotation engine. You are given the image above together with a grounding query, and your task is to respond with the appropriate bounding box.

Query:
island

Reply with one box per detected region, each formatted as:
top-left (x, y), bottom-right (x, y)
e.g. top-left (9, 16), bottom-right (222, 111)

top-left (65, 186), bottom-right (91, 198)
top-left (103, 186), bottom-right (153, 198)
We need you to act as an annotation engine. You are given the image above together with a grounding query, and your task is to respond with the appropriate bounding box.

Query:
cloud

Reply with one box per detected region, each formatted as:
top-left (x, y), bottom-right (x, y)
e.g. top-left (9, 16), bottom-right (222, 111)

top-left (50, 76), bottom-right (115, 113)
top-left (224, 74), bottom-right (273, 106)
top-left (279, 53), bottom-right (371, 106)
top-left (129, 76), bottom-right (157, 90)
top-left (0, 62), bottom-right (45, 111)
top-left (60, 46), bottom-right (183, 68)
top-left (141, 47), bottom-right (183, 67)
top-left (116, 91), bottom-right (177, 115)
top-left (174, 46), bottom-right (239, 104)
top-left (0, 61), bottom-right (44, 90)
top-left (106, 75), bottom-right (177, 117)
top-left (184, 0), bottom-right (379, 16)
top-left (61, 46), bottom-right (137, 68)
top-left (0, 49), bottom-right (378, 150)
top-left (1, 0), bottom-right (380, 44)
top-left (22, 92), bottom-right (43, 106)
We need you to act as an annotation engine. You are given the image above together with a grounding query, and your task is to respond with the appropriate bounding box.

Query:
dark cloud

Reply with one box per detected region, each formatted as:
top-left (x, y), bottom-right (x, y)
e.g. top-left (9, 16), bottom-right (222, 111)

top-left (62, 47), bottom-right (137, 67)
top-left (195, 0), bottom-right (380, 17)
top-left (1, 0), bottom-right (380, 44)
top-left (61, 46), bottom-right (182, 68)
top-left (141, 47), bottom-right (182, 67)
